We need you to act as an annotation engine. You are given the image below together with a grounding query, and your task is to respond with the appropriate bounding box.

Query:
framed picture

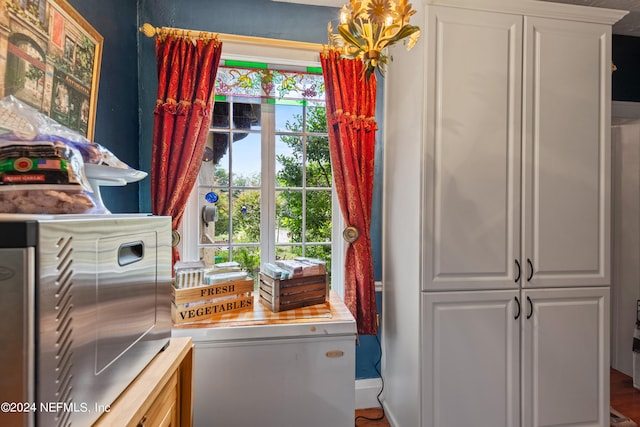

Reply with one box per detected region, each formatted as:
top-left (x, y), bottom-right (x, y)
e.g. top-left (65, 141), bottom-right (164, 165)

top-left (0, 0), bottom-right (103, 140)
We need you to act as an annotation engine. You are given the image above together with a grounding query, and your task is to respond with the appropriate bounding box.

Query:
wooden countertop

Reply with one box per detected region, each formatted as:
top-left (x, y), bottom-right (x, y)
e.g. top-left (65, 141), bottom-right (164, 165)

top-left (170, 290), bottom-right (357, 342)
top-left (173, 290), bottom-right (354, 329)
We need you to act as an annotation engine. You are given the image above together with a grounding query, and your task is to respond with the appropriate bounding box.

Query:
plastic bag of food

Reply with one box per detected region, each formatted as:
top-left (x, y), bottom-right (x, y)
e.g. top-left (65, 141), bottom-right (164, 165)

top-left (0, 138), bottom-right (108, 214)
top-left (0, 96), bottom-right (147, 214)
top-left (0, 189), bottom-right (101, 214)
top-left (0, 95), bottom-right (136, 170)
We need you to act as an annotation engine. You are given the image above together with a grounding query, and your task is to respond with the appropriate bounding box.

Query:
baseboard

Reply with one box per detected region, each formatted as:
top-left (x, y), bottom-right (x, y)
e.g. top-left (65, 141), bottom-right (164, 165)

top-left (355, 378), bottom-right (383, 409)
top-left (382, 400), bottom-right (398, 427)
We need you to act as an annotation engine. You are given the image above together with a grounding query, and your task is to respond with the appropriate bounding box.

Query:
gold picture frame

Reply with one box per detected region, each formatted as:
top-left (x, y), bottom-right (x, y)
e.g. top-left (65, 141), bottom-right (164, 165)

top-left (0, 0), bottom-right (103, 140)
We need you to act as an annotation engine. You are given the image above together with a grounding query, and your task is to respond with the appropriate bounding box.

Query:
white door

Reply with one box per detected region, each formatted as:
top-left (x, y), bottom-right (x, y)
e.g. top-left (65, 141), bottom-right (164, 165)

top-left (423, 6), bottom-right (522, 292)
top-left (422, 290), bottom-right (520, 427)
top-left (521, 17), bottom-right (611, 289)
top-left (521, 287), bottom-right (609, 427)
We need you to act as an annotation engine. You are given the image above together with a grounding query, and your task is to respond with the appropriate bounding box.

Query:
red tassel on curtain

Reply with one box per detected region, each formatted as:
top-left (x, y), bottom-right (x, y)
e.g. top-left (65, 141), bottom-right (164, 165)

top-left (321, 49), bottom-right (378, 336)
top-left (151, 35), bottom-right (222, 263)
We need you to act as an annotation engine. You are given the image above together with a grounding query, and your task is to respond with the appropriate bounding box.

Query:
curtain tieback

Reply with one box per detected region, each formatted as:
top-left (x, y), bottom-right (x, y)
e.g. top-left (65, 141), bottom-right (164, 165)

top-left (171, 230), bottom-right (181, 247)
top-left (343, 226), bottom-right (360, 243)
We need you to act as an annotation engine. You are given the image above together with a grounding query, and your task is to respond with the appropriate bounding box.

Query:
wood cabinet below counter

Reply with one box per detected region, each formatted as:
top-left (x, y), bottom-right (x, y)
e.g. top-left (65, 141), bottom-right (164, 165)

top-left (93, 337), bottom-right (193, 427)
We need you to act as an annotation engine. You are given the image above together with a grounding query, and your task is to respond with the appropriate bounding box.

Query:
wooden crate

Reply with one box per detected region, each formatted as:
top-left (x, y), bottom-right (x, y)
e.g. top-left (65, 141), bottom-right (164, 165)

top-left (171, 278), bottom-right (254, 324)
top-left (172, 279), bottom-right (254, 305)
top-left (259, 273), bottom-right (329, 312)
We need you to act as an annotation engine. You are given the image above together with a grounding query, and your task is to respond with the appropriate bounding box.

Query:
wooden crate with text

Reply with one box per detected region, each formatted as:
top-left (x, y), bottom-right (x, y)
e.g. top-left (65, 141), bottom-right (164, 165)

top-left (259, 273), bottom-right (329, 312)
top-left (171, 278), bottom-right (254, 324)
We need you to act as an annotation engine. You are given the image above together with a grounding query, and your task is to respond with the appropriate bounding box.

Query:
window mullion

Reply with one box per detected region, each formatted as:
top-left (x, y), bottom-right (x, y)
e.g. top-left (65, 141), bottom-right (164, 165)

top-left (301, 106), bottom-right (307, 256)
top-left (261, 102), bottom-right (276, 265)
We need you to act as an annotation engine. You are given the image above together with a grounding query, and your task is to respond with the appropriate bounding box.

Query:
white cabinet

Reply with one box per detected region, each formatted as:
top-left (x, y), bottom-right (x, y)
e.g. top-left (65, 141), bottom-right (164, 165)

top-left (422, 291), bottom-right (520, 427)
top-left (421, 287), bottom-right (609, 427)
top-left (522, 287), bottom-right (609, 427)
top-left (423, 7), bottom-right (611, 293)
top-left (382, 1), bottom-right (625, 427)
top-left (522, 17), bottom-right (611, 289)
top-left (422, 6), bottom-right (522, 292)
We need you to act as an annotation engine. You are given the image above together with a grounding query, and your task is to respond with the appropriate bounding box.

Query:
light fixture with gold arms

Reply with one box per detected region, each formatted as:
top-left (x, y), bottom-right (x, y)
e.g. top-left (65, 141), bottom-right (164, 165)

top-left (327, 0), bottom-right (421, 78)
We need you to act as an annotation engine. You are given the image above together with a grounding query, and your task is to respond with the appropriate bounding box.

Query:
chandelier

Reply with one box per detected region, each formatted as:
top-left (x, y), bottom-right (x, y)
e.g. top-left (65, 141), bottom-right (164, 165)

top-left (328, 0), bottom-right (421, 78)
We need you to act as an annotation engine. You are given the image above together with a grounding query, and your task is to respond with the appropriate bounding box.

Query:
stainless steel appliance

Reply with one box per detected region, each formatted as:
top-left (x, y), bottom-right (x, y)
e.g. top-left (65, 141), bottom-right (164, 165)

top-left (0, 214), bottom-right (172, 427)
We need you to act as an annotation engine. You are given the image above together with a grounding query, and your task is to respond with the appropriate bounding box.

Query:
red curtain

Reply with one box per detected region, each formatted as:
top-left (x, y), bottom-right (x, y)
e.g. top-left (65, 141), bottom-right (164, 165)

top-left (151, 35), bottom-right (222, 262)
top-left (321, 49), bottom-right (378, 336)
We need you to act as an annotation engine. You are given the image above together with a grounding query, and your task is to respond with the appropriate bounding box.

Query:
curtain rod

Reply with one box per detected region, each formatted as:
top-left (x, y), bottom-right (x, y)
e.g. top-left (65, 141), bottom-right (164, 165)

top-left (139, 23), bottom-right (323, 52)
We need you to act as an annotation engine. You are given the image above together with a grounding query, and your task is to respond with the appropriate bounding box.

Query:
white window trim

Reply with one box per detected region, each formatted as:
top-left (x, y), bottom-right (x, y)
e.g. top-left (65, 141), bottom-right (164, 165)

top-left (178, 35), bottom-right (345, 299)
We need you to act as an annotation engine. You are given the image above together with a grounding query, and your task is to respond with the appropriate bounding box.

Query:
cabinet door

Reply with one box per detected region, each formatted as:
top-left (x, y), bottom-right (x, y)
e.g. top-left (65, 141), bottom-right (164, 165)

top-left (142, 372), bottom-right (179, 427)
top-left (522, 287), bottom-right (609, 427)
top-left (522, 17), bottom-right (611, 288)
top-left (424, 6), bottom-right (522, 291)
top-left (422, 290), bottom-right (520, 427)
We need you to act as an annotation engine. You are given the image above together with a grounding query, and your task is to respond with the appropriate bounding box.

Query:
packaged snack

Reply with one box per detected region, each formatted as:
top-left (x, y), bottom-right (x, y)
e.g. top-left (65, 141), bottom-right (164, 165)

top-left (0, 96), bottom-right (146, 214)
top-left (0, 138), bottom-right (106, 214)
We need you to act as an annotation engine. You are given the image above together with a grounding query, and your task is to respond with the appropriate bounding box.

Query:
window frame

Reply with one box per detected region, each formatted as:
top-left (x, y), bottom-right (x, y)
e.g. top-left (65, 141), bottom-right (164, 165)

top-left (178, 36), bottom-right (346, 299)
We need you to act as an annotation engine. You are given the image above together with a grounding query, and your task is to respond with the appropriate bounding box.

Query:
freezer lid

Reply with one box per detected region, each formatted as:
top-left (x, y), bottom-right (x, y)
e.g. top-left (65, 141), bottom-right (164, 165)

top-left (172, 318), bottom-right (357, 342)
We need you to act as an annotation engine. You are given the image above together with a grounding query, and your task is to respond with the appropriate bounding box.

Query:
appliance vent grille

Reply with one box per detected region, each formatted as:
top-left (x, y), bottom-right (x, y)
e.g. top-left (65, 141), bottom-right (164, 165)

top-left (55, 236), bottom-right (74, 427)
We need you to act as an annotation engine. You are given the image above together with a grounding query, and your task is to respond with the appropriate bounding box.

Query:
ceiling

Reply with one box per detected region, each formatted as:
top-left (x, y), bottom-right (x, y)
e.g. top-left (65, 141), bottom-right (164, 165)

top-left (274, 0), bottom-right (640, 36)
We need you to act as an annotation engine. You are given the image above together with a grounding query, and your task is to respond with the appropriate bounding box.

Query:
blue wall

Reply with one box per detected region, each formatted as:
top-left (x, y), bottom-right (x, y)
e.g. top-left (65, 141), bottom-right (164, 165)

top-left (66, 0), bottom-right (140, 213)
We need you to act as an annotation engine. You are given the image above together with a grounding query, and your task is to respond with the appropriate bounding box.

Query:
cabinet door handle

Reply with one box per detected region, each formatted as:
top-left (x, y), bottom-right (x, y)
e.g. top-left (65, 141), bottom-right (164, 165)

top-left (514, 296), bottom-right (521, 320)
top-left (526, 296), bottom-right (533, 319)
top-left (137, 415), bottom-right (147, 427)
top-left (515, 259), bottom-right (521, 283)
top-left (527, 258), bottom-right (534, 281)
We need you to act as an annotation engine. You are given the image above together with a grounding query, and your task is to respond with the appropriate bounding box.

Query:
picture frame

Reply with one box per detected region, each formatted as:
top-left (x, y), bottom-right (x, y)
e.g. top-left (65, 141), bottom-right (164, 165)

top-left (0, 0), bottom-right (103, 140)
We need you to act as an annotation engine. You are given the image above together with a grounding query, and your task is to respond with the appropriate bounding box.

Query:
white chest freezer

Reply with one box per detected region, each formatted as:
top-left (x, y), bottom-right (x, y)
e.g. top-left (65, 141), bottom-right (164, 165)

top-left (171, 291), bottom-right (357, 427)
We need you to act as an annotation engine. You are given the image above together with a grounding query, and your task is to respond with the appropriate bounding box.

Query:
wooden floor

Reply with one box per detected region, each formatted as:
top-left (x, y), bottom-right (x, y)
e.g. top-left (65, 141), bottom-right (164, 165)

top-left (355, 368), bottom-right (640, 427)
top-left (611, 368), bottom-right (640, 424)
top-left (355, 407), bottom-right (390, 427)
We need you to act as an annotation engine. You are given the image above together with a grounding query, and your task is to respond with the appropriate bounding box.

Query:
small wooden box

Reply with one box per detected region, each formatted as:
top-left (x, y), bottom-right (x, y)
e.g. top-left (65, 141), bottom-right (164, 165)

top-left (259, 273), bottom-right (329, 312)
top-left (172, 279), bottom-right (254, 305)
top-left (171, 278), bottom-right (254, 324)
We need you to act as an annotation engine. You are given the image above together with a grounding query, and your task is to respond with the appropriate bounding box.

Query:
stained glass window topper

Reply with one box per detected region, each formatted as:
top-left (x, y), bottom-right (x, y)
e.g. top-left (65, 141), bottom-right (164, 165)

top-left (215, 60), bottom-right (325, 104)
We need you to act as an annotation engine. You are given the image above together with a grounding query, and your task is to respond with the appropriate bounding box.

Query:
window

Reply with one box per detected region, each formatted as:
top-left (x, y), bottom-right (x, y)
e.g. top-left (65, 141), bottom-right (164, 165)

top-left (181, 43), bottom-right (344, 295)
